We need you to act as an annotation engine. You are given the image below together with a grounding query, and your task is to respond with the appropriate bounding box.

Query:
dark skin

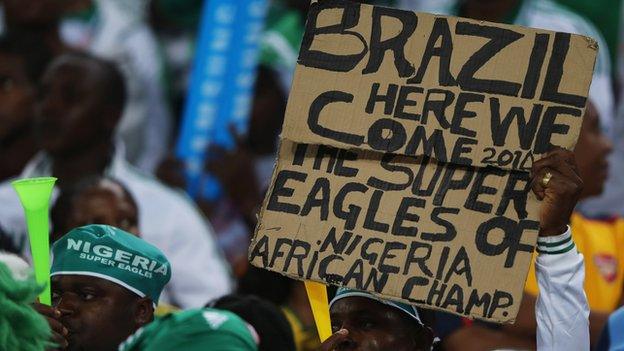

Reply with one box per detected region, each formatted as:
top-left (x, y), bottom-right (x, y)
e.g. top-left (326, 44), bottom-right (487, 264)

top-left (36, 55), bottom-right (121, 187)
top-left (319, 297), bottom-right (433, 351)
top-left (53, 180), bottom-right (140, 242)
top-left (33, 275), bottom-right (153, 351)
top-left (0, 52), bottom-right (38, 181)
top-left (0, 0), bottom-right (78, 56)
top-left (459, 0), bottom-right (522, 23)
top-left (444, 102), bottom-right (610, 350)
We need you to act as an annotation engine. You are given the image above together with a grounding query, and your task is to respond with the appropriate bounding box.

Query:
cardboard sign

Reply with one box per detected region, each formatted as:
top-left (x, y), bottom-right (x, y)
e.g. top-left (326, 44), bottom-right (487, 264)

top-left (249, 0), bottom-right (596, 322)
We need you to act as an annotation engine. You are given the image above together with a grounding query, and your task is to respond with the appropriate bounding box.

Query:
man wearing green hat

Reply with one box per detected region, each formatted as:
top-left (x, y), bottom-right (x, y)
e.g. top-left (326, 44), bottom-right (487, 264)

top-left (34, 224), bottom-right (171, 351)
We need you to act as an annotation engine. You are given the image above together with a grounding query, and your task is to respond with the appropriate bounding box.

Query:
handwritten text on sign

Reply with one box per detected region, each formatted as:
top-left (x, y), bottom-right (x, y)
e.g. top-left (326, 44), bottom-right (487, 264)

top-left (250, 0), bottom-right (595, 323)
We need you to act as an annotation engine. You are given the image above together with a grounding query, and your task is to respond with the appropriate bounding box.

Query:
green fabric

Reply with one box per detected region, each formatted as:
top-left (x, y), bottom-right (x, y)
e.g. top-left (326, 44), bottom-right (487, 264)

top-left (330, 288), bottom-right (424, 326)
top-left (555, 0), bottom-right (622, 65)
top-left (119, 308), bottom-right (258, 351)
top-left (260, 3), bottom-right (305, 69)
top-left (154, 0), bottom-right (203, 30)
top-left (51, 225), bottom-right (171, 303)
top-left (0, 262), bottom-right (51, 351)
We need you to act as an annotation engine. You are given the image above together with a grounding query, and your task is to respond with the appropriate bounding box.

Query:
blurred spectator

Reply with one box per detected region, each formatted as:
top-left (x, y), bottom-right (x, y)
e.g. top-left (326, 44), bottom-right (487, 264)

top-left (0, 52), bottom-right (233, 308)
top-left (0, 251), bottom-right (51, 351)
top-left (209, 294), bottom-right (296, 351)
top-left (0, 0), bottom-right (74, 55)
top-left (2, 0), bottom-right (172, 173)
top-left (581, 0), bottom-right (624, 219)
top-left (238, 266), bottom-right (320, 351)
top-left (149, 0), bottom-right (202, 124)
top-left (202, 65), bottom-right (287, 275)
top-left (61, 0), bottom-right (174, 173)
top-left (50, 176), bottom-right (139, 242)
top-left (0, 32), bottom-right (52, 182)
top-left (119, 308), bottom-right (259, 351)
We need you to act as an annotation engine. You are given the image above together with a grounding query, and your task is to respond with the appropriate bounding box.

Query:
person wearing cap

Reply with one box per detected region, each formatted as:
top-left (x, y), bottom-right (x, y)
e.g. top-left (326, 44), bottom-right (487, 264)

top-left (33, 224), bottom-right (171, 351)
top-left (323, 288), bottom-right (436, 351)
top-left (118, 308), bottom-right (259, 351)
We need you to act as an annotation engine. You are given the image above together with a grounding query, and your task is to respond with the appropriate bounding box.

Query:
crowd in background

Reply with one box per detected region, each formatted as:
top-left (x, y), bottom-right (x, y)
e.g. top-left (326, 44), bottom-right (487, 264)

top-left (1, 0), bottom-right (624, 350)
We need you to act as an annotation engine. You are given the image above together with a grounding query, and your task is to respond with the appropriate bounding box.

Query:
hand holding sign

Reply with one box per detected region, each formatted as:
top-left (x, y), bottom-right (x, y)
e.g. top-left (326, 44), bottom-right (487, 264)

top-left (530, 148), bottom-right (583, 237)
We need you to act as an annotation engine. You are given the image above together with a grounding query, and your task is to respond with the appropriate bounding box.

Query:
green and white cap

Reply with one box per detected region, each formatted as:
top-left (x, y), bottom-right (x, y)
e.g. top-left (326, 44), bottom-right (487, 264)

top-left (330, 288), bottom-right (424, 327)
top-left (51, 224), bottom-right (171, 303)
top-left (119, 308), bottom-right (259, 351)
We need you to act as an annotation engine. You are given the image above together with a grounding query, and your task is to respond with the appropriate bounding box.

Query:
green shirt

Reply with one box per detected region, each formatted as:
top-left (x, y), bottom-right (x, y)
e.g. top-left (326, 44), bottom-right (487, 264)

top-left (119, 308), bottom-right (258, 351)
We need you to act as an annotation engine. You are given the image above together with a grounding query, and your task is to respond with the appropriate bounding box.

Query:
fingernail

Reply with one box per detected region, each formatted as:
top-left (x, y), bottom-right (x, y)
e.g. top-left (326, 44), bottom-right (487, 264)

top-left (337, 329), bottom-right (348, 335)
top-left (55, 309), bottom-right (61, 317)
top-left (63, 327), bottom-right (68, 336)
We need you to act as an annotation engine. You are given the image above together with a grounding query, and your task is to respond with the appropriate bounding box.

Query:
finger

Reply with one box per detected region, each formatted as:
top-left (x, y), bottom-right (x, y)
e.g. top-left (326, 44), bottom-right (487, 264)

top-left (530, 167), bottom-right (561, 200)
top-left (51, 331), bottom-right (69, 349)
top-left (45, 316), bottom-right (68, 336)
top-left (33, 303), bottom-right (61, 318)
top-left (531, 150), bottom-right (579, 180)
top-left (228, 123), bottom-right (247, 147)
top-left (532, 149), bottom-right (575, 173)
top-left (319, 329), bottom-right (349, 351)
top-left (531, 167), bottom-right (581, 201)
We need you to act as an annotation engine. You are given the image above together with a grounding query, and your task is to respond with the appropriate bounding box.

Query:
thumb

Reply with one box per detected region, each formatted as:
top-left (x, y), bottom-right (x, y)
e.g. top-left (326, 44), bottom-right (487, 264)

top-left (319, 329), bottom-right (349, 351)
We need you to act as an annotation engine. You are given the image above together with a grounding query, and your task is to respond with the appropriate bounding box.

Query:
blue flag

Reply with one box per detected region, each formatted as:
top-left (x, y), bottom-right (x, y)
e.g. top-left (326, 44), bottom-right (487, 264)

top-left (177, 0), bottom-right (269, 199)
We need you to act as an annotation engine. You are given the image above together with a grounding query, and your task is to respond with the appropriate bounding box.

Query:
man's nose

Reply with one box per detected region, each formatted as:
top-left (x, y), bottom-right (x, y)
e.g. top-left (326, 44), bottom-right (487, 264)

top-left (335, 325), bottom-right (357, 350)
top-left (602, 135), bottom-right (614, 155)
top-left (55, 293), bottom-right (78, 314)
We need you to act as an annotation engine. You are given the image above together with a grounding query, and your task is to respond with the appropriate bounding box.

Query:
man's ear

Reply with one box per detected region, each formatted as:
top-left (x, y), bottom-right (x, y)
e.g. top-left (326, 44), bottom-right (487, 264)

top-left (134, 297), bottom-right (155, 327)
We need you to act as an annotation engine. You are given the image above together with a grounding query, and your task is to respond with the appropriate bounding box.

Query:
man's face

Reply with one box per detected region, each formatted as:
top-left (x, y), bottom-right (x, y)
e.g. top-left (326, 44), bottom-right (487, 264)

top-left (68, 182), bottom-right (139, 236)
top-left (36, 58), bottom-right (107, 156)
top-left (330, 297), bottom-right (429, 351)
top-left (51, 275), bottom-right (142, 351)
top-left (573, 102), bottom-right (613, 199)
top-left (0, 53), bottom-right (35, 143)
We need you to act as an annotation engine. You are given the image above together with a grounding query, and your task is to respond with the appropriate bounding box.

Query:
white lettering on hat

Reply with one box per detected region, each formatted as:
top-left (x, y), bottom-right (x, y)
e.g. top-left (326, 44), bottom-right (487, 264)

top-left (153, 264), bottom-right (168, 275)
top-left (115, 249), bottom-right (132, 264)
top-left (65, 239), bottom-right (168, 276)
top-left (93, 245), bottom-right (113, 258)
top-left (68, 239), bottom-right (82, 251)
top-left (132, 256), bottom-right (150, 270)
